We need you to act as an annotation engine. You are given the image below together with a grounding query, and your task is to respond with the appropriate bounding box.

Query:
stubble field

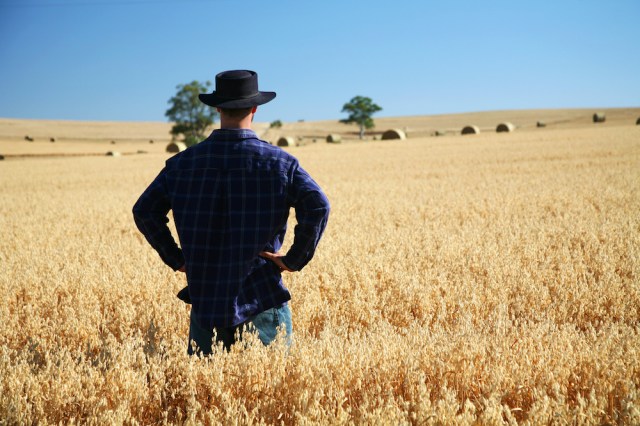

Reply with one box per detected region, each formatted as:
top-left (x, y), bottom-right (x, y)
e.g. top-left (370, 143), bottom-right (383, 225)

top-left (0, 118), bottom-right (639, 424)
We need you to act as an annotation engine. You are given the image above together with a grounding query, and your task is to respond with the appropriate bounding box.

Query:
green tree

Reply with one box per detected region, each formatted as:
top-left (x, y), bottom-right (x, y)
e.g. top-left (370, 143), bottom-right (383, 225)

top-left (340, 96), bottom-right (382, 139)
top-left (270, 119), bottom-right (283, 129)
top-left (165, 81), bottom-right (218, 147)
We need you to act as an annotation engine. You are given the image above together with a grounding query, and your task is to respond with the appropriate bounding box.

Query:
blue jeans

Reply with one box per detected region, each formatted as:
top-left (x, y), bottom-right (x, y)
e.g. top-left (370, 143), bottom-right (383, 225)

top-left (188, 304), bottom-right (292, 355)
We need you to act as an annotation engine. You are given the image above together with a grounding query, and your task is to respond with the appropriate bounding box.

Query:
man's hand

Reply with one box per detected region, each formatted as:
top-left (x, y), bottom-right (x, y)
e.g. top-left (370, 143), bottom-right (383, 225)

top-left (259, 251), bottom-right (294, 272)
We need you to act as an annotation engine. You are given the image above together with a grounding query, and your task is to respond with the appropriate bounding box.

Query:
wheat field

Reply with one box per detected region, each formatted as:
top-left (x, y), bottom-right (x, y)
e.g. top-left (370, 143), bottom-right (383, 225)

top-left (0, 121), bottom-right (639, 424)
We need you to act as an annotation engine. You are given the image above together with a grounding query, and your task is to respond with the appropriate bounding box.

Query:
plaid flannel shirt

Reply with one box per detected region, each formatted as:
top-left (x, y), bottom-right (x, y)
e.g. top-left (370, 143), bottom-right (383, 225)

top-left (133, 129), bottom-right (330, 328)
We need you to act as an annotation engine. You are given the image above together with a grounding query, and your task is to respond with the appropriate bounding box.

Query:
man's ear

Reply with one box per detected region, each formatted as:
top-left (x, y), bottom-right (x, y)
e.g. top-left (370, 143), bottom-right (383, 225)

top-left (252, 106), bottom-right (258, 114)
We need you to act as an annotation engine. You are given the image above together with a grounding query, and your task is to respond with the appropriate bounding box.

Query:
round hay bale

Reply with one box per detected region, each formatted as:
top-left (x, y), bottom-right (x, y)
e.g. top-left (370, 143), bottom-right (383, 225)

top-left (277, 137), bottom-right (295, 147)
top-left (381, 129), bottom-right (406, 140)
top-left (0, 154), bottom-right (5, 161)
top-left (636, 117), bottom-right (640, 125)
top-left (166, 141), bottom-right (187, 153)
top-left (593, 112), bottom-right (606, 123)
top-left (50, 137), bottom-right (56, 143)
top-left (106, 151), bottom-right (121, 157)
top-left (461, 125), bottom-right (480, 135)
top-left (149, 139), bottom-right (154, 144)
top-left (326, 134), bottom-right (342, 143)
top-left (496, 122), bottom-right (515, 133)
top-left (110, 140), bottom-right (116, 144)
top-left (536, 121), bottom-right (546, 128)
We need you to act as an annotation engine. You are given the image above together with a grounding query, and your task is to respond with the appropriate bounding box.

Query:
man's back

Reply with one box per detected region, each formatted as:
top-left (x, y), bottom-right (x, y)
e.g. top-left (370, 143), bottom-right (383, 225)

top-left (133, 128), bottom-right (330, 329)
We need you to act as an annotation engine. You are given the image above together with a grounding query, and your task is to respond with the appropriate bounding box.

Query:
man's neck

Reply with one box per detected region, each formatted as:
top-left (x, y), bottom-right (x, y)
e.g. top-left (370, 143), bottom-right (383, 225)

top-left (219, 116), bottom-right (253, 130)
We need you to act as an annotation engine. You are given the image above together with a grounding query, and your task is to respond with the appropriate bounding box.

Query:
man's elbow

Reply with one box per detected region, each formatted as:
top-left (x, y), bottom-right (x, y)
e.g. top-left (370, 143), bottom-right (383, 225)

top-left (132, 196), bottom-right (150, 220)
top-left (321, 195), bottom-right (331, 218)
top-left (132, 197), bottom-right (142, 215)
top-left (132, 200), bottom-right (151, 231)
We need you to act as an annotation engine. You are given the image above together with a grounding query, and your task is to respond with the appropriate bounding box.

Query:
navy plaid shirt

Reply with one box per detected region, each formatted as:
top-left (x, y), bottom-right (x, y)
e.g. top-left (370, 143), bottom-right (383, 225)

top-left (133, 129), bottom-right (330, 328)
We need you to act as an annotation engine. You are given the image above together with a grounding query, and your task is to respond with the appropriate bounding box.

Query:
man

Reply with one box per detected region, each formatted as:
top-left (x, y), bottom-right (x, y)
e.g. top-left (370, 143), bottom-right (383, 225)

top-left (133, 70), bottom-right (330, 354)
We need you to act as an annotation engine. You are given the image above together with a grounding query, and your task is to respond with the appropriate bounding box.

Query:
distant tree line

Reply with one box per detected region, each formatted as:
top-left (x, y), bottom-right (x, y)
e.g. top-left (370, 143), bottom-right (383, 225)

top-left (166, 80), bottom-right (382, 144)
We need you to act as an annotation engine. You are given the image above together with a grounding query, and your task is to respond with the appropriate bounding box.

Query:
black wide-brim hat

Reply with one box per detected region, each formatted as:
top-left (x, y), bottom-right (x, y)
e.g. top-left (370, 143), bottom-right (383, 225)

top-left (198, 70), bottom-right (276, 109)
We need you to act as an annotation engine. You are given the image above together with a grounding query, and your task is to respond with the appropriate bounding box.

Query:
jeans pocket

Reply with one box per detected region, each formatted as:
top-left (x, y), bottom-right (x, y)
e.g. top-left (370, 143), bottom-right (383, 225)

top-left (251, 305), bottom-right (292, 346)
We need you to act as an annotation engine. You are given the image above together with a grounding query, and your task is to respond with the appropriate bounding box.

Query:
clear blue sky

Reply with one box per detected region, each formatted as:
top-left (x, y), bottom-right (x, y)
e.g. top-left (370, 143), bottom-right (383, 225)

top-left (0, 0), bottom-right (638, 123)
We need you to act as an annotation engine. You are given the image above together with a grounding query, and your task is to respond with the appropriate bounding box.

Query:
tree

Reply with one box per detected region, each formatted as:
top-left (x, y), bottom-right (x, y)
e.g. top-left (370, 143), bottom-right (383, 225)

top-left (165, 81), bottom-right (218, 147)
top-left (340, 96), bottom-right (382, 139)
top-left (270, 119), bottom-right (283, 129)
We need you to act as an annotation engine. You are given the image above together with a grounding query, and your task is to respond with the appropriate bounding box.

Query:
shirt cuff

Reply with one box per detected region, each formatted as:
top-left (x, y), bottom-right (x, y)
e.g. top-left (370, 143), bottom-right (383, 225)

top-left (280, 256), bottom-right (297, 272)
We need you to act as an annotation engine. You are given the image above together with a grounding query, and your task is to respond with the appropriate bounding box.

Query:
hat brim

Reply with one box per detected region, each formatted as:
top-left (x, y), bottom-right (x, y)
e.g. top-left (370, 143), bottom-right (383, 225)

top-left (198, 91), bottom-right (276, 109)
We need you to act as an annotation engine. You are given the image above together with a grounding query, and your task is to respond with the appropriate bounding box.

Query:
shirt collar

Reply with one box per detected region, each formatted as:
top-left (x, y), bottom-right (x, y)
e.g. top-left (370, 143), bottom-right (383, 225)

top-left (209, 128), bottom-right (258, 141)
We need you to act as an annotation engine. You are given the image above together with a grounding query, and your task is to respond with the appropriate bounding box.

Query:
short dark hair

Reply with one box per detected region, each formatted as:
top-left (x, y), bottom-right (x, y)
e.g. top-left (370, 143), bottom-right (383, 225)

top-left (219, 107), bottom-right (253, 119)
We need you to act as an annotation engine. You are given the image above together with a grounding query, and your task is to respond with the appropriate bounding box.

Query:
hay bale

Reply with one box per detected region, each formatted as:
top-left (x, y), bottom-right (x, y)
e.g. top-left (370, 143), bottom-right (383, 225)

top-left (0, 154), bottom-right (5, 161)
top-left (24, 135), bottom-right (34, 142)
top-left (110, 140), bottom-right (116, 144)
top-left (461, 125), bottom-right (480, 135)
top-left (496, 122), bottom-right (515, 133)
top-left (536, 121), bottom-right (546, 128)
top-left (636, 117), bottom-right (640, 125)
top-left (434, 130), bottom-right (446, 136)
top-left (166, 141), bottom-right (187, 153)
top-left (381, 129), bottom-right (406, 140)
top-left (149, 139), bottom-right (154, 144)
top-left (326, 134), bottom-right (342, 143)
top-left (593, 112), bottom-right (606, 123)
top-left (277, 137), bottom-right (295, 147)
top-left (50, 137), bottom-right (56, 143)
top-left (106, 151), bottom-right (121, 157)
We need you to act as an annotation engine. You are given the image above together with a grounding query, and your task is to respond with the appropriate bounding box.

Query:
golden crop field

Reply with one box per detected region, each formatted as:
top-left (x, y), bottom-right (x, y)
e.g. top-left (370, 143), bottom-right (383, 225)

top-left (0, 120), bottom-right (639, 424)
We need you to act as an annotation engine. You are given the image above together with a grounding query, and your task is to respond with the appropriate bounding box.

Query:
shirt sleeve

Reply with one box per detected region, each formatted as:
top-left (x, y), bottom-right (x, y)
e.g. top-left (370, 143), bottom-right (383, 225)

top-left (282, 162), bottom-right (330, 271)
top-left (132, 168), bottom-right (185, 270)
